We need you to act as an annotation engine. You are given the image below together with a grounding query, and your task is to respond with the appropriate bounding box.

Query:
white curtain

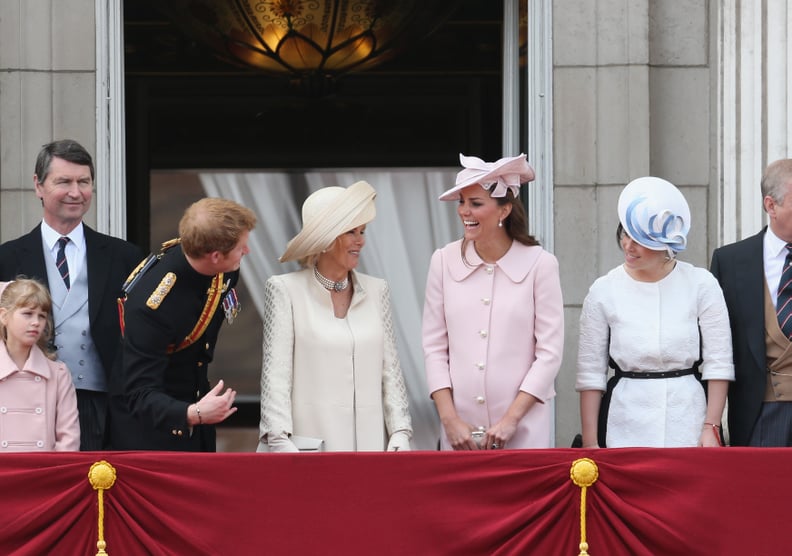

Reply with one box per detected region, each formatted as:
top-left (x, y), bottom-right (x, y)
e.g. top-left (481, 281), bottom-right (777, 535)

top-left (200, 169), bottom-right (458, 450)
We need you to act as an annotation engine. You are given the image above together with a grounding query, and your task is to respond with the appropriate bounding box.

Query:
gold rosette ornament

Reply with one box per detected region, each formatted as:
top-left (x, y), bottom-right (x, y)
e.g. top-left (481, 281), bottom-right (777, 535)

top-left (88, 460), bottom-right (117, 555)
top-left (570, 458), bottom-right (599, 556)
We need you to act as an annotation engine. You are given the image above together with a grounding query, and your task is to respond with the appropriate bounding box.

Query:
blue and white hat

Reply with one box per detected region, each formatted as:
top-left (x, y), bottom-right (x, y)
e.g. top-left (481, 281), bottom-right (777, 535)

top-left (617, 176), bottom-right (690, 255)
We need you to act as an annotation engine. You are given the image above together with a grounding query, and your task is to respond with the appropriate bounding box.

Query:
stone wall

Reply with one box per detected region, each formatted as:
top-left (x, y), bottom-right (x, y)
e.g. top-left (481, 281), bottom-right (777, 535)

top-left (0, 0), bottom-right (97, 240)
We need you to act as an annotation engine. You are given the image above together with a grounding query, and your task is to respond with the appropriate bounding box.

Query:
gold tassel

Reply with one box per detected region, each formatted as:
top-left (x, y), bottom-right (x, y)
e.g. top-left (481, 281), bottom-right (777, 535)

top-left (88, 461), bottom-right (117, 556)
top-left (570, 458), bottom-right (599, 556)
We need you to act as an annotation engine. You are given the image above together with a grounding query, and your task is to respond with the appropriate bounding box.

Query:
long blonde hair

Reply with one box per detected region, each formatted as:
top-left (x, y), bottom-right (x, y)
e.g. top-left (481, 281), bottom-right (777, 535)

top-left (0, 278), bottom-right (56, 360)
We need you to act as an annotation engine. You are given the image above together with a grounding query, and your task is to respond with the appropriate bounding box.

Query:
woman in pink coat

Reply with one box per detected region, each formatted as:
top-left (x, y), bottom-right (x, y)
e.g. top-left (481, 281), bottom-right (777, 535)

top-left (422, 154), bottom-right (564, 450)
top-left (0, 279), bottom-right (80, 451)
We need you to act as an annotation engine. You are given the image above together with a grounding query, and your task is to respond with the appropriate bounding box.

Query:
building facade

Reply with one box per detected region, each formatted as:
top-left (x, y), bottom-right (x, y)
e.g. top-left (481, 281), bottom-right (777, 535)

top-left (1, 0), bottom-right (790, 447)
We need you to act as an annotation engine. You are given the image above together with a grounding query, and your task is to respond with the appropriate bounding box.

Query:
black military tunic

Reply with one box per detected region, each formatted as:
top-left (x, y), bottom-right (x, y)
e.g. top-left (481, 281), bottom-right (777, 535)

top-left (109, 243), bottom-right (238, 451)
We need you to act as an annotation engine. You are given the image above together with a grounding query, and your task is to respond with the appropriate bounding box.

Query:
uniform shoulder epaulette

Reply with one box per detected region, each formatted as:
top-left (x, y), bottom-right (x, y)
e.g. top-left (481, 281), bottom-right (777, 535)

top-left (118, 238), bottom-right (181, 335)
top-left (121, 238), bottom-right (181, 297)
top-left (146, 272), bottom-right (177, 310)
top-left (159, 238), bottom-right (181, 251)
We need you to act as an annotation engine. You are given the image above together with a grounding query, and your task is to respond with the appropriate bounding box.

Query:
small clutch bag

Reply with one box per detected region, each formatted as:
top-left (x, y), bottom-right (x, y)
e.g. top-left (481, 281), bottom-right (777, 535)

top-left (290, 435), bottom-right (325, 452)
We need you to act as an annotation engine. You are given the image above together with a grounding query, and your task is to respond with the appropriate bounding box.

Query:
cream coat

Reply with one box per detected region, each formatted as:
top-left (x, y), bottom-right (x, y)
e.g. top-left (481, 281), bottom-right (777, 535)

top-left (259, 269), bottom-right (412, 451)
top-left (423, 240), bottom-right (564, 449)
top-left (0, 342), bottom-right (80, 451)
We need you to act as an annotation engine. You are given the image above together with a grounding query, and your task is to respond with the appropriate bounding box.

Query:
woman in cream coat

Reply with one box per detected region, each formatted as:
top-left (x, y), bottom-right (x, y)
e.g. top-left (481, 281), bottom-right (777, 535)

top-left (258, 181), bottom-right (413, 452)
top-left (423, 154), bottom-right (564, 450)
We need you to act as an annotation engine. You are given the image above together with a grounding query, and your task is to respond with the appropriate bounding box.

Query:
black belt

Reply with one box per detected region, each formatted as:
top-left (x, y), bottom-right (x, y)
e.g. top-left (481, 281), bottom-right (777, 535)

top-left (600, 352), bottom-right (703, 447)
top-left (615, 368), bottom-right (698, 379)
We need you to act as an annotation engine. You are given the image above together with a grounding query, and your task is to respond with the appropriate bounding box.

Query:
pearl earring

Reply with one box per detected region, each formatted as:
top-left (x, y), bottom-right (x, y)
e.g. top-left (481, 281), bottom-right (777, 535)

top-left (498, 220), bottom-right (503, 228)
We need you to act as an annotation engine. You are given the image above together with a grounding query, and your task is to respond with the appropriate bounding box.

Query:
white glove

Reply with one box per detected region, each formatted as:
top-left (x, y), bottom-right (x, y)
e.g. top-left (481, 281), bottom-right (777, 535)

top-left (387, 430), bottom-right (412, 452)
top-left (267, 433), bottom-right (299, 453)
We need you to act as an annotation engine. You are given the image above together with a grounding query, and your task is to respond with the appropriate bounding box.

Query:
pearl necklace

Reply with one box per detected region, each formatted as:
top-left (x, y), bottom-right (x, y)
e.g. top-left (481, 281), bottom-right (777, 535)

top-left (313, 265), bottom-right (349, 292)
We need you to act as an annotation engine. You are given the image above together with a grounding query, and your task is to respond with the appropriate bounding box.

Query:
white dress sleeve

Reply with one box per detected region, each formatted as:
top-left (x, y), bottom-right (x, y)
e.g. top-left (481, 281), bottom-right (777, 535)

top-left (576, 278), bottom-right (611, 392)
top-left (697, 270), bottom-right (736, 381)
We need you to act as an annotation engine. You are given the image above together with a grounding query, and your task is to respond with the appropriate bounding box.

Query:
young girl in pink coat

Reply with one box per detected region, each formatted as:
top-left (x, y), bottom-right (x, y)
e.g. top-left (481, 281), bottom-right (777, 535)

top-left (423, 153), bottom-right (564, 450)
top-left (0, 279), bottom-right (80, 451)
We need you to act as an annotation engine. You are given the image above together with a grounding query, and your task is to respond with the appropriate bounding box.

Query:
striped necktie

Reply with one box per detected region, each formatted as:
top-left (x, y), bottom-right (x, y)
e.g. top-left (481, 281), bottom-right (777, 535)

top-left (56, 236), bottom-right (70, 290)
top-left (777, 244), bottom-right (792, 338)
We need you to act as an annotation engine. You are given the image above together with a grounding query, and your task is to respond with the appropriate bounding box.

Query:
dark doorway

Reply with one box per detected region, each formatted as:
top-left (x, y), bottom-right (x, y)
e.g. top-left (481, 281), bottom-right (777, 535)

top-left (123, 0), bottom-right (505, 250)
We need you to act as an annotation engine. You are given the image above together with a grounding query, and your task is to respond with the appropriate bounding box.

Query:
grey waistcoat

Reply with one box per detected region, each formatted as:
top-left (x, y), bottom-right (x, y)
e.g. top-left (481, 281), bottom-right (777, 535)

top-left (45, 252), bottom-right (106, 392)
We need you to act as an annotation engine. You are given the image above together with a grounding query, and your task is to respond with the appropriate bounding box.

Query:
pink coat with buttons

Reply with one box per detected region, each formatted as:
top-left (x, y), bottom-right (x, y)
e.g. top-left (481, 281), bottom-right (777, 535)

top-left (0, 342), bottom-right (80, 451)
top-left (422, 240), bottom-right (564, 449)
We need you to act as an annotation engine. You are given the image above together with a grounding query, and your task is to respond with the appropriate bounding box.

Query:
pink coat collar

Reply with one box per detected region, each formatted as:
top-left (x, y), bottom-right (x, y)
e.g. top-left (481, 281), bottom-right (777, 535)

top-left (443, 239), bottom-right (543, 283)
top-left (0, 342), bottom-right (54, 380)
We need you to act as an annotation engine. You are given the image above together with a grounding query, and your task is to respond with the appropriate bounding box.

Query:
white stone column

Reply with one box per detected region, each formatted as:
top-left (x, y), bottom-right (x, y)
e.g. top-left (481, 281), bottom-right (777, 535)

top-left (716, 1), bottom-right (792, 244)
top-left (527, 0), bottom-right (555, 252)
top-left (95, 0), bottom-right (127, 238)
top-left (503, 0), bottom-right (520, 157)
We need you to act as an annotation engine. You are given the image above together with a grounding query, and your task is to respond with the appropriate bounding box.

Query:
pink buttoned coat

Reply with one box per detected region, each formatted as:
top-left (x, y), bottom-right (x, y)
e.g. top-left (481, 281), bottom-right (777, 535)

top-left (422, 240), bottom-right (564, 449)
top-left (0, 342), bottom-right (80, 451)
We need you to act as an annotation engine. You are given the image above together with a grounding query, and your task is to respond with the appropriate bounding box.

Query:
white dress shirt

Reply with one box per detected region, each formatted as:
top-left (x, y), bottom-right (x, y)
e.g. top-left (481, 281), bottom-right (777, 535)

top-left (40, 221), bottom-right (86, 284)
top-left (764, 225), bottom-right (789, 307)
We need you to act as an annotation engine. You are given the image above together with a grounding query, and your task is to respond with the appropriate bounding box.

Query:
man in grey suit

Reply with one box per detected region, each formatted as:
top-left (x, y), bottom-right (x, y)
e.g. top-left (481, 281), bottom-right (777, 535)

top-left (711, 159), bottom-right (792, 446)
top-left (0, 139), bottom-right (142, 450)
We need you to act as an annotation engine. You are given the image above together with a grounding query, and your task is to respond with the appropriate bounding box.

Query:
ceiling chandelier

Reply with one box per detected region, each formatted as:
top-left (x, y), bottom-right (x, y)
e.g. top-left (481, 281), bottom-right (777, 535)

top-left (157, 0), bottom-right (458, 91)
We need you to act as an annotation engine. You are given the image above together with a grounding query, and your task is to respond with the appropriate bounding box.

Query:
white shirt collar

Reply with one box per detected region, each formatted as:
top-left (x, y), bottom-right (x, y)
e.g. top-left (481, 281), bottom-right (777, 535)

top-left (765, 225), bottom-right (788, 259)
top-left (764, 226), bottom-right (790, 305)
top-left (40, 220), bottom-right (85, 252)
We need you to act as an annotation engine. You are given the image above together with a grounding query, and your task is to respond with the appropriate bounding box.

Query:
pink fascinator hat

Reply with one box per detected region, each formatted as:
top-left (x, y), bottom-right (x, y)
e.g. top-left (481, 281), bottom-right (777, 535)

top-left (439, 153), bottom-right (536, 201)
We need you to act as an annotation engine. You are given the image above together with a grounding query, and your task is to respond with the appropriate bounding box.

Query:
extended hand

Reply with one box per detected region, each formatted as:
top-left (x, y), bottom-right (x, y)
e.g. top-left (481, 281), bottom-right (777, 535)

top-left (193, 379), bottom-right (237, 425)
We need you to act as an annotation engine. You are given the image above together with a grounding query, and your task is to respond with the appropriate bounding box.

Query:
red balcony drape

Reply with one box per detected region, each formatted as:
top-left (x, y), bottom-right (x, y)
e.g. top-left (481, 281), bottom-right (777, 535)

top-left (0, 448), bottom-right (785, 555)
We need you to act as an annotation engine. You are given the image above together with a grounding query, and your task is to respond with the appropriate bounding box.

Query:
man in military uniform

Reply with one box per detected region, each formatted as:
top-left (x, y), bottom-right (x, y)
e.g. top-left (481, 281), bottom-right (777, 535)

top-left (110, 197), bottom-right (256, 451)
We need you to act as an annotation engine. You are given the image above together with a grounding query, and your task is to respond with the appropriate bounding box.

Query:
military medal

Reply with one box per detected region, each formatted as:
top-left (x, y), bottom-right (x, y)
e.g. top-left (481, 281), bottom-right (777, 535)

top-left (223, 287), bottom-right (241, 324)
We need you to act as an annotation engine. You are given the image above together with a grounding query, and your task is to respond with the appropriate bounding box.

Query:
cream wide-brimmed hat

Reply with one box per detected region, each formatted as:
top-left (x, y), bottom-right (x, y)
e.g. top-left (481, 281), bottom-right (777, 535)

top-left (439, 153), bottom-right (536, 201)
top-left (279, 180), bottom-right (377, 263)
top-left (617, 176), bottom-right (690, 254)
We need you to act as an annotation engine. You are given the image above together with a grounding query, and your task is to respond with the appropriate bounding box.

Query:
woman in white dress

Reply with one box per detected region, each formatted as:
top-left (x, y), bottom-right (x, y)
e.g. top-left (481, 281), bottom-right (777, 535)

top-left (576, 177), bottom-right (735, 448)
